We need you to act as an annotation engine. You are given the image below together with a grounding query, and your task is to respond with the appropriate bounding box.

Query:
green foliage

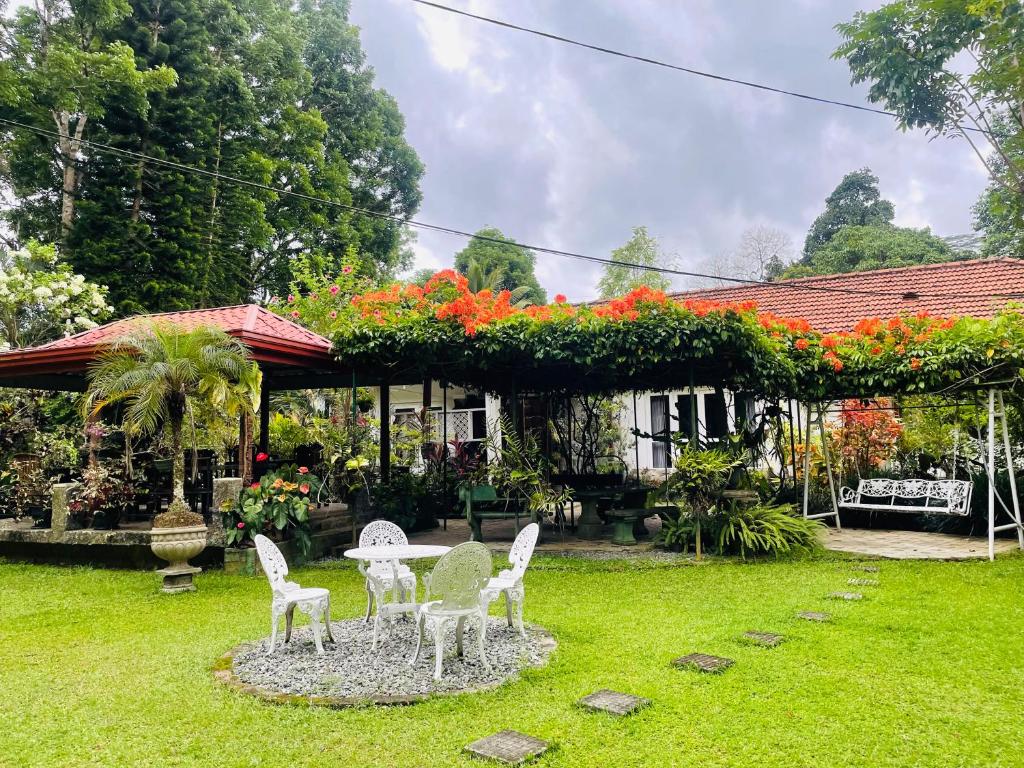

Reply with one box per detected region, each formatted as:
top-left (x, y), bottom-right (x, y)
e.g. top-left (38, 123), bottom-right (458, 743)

top-left (652, 509), bottom-right (693, 551)
top-left (476, 416), bottom-right (569, 514)
top-left (0, 242), bottom-right (112, 350)
top-left (972, 114), bottom-right (1024, 257)
top-left (715, 504), bottom-right (822, 559)
top-left (67, 461), bottom-right (136, 529)
top-left (668, 445), bottom-right (740, 516)
top-left (223, 465), bottom-right (318, 555)
top-left (1, 0), bottom-right (422, 312)
top-left (788, 225), bottom-right (956, 278)
top-left (454, 228), bottom-right (546, 305)
top-left (597, 226), bottom-right (674, 298)
top-left (85, 325), bottom-right (260, 519)
top-left (803, 169), bottom-right (895, 257)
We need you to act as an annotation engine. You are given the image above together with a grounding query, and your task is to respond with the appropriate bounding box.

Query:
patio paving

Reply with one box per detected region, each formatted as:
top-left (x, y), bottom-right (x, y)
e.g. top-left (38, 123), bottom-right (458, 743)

top-left (821, 527), bottom-right (1018, 560)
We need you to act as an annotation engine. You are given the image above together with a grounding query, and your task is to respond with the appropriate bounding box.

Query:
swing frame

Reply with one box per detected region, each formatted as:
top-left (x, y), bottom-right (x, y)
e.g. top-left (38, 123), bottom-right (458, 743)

top-left (799, 387), bottom-right (1024, 560)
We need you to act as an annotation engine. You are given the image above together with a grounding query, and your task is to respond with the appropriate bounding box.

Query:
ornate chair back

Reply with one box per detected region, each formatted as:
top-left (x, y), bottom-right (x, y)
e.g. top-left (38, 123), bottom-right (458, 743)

top-left (506, 523), bottom-right (539, 582)
top-left (429, 541), bottom-right (492, 611)
top-left (359, 519), bottom-right (409, 571)
top-left (254, 534), bottom-right (291, 597)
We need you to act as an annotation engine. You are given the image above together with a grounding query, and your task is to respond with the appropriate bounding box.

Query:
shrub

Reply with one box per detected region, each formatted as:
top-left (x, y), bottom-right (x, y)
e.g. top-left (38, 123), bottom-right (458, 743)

top-left (223, 464), bottom-right (319, 555)
top-left (715, 504), bottom-right (822, 559)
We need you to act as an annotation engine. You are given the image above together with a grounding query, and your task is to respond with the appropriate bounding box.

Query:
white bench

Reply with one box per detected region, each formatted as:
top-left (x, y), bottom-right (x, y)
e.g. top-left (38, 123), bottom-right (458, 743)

top-left (838, 478), bottom-right (973, 517)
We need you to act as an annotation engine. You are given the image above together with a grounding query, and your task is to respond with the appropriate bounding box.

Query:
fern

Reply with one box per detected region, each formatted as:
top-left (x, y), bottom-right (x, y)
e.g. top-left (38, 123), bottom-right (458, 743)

top-left (715, 504), bottom-right (822, 559)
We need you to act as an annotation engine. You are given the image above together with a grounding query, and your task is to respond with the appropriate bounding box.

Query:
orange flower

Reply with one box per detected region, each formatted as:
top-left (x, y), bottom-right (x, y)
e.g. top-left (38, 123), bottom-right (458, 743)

top-left (794, 338), bottom-right (809, 350)
top-left (910, 358), bottom-right (922, 370)
top-left (554, 294), bottom-right (567, 304)
top-left (832, 358), bottom-right (844, 372)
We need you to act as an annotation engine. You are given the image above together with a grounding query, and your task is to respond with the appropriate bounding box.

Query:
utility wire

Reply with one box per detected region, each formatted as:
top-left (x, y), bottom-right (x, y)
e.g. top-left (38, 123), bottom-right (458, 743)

top-left (1, 115), bottom-right (1014, 301)
top-left (408, 0), bottom-right (987, 135)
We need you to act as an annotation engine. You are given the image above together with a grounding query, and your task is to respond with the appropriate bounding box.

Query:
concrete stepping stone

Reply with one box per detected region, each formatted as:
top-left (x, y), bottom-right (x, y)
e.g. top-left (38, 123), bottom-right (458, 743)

top-left (465, 730), bottom-right (548, 764)
top-left (798, 611), bottom-right (831, 622)
top-left (672, 653), bottom-right (734, 673)
top-left (578, 689), bottom-right (650, 716)
top-left (853, 565), bottom-right (880, 573)
top-left (742, 631), bottom-right (785, 647)
top-left (829, 591), bottom-right (863, 601)
top-left (848, 577), bottom-right (879, 587)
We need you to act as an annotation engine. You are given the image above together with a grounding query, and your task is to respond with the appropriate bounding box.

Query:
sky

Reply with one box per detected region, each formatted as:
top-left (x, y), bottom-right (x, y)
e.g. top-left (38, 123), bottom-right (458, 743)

top-left (348, 0), bottom-right (989, 301)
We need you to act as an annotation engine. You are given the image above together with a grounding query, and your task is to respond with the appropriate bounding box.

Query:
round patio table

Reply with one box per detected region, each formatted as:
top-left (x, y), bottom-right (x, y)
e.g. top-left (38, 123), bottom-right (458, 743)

top-left (343, 544), bottom-right (451, 640)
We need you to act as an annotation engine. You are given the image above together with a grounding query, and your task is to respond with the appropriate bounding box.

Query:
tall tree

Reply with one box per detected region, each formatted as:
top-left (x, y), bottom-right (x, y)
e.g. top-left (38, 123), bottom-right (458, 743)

top-left (597, 226), bottom-right (673, 298)
top-left (834, 1), bottom-right (1024, 222)
top-left (803, 169), bottom-right (894, 258)
top-left (784, 225), bottom-right (956, 278)
top-left (972, 114), bottom-right (1024, 257)
top-left (454, 228), bottom-right (546, 305)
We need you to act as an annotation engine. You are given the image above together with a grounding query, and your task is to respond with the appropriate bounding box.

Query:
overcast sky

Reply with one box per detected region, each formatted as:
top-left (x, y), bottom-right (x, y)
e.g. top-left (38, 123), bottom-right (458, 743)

top-left (349, 0), bottom-right (988, 301)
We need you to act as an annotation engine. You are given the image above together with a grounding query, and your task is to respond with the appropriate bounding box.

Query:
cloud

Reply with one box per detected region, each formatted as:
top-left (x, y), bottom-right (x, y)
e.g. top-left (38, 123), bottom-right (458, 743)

top-left (353, 0), bottom-right (989, 302)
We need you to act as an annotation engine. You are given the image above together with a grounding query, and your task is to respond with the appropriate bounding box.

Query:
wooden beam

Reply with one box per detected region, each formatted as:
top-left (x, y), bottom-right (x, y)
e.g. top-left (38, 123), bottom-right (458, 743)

top-left (258, 381), bottom-right (270, 455)
top-left (0, 375), bottom-right (87, 392)
top-left (379, 383), bottom-right (391, 484)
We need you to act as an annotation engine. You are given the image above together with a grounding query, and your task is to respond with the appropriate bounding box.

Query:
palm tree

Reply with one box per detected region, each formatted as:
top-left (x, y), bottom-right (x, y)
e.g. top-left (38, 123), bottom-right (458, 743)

top-left (465, 257), bottom-right (534, 308)
top-left (85, 324), bottom-right (261, 524)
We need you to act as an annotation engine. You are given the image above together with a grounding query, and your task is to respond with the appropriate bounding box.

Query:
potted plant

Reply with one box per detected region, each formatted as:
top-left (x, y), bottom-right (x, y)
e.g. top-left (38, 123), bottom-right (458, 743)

top-left (85, 324), bottom-right (260, 593)
top-left (222, 464), bottom-right (318, 557)
top-left (68, 462), bottom-right (136, 530)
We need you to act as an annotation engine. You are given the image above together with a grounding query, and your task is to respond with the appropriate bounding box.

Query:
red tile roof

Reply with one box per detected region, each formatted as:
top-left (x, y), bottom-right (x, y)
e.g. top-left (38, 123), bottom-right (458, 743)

top-left (670, 257), bottom-right (1024, 332)
top-left (0, 304), bottom-right (335, 378)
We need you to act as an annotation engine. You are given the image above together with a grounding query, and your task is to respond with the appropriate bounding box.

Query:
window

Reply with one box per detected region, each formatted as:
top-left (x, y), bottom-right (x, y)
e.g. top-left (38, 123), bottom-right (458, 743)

top-left (651, 395), bottom-right (671, 469)
top-left (705, 392), bottom-right (729, 439)
top-left (675, 394), bottom-right (696, 442)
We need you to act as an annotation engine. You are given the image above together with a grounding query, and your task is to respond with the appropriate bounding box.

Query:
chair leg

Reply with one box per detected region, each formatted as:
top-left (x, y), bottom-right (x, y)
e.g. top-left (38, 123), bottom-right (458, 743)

top-left (478, 612), bottom-right (491, 672)
top-left (433, 619), bottom-right (446, 681)
top-left (412, 613), bottom-right (425, 665)
top-left (504, 591), bottom-right (513, 627)
top-left (268, 605), bottom-right (281, 655)
top-left (515, 597), bottom-right (526, 639)
top-left (372, 609), bottom-right (382, 651)
top-left (324, 596), bottom-right (336, 644)
top-left (309, 603), bottom-right (325, 655)
top-left (510, 584), bottom-right (526, 638)
top-left (285, 605), bottom-right (295, 644)
top-left (456, 616), bottom-right (466, 658)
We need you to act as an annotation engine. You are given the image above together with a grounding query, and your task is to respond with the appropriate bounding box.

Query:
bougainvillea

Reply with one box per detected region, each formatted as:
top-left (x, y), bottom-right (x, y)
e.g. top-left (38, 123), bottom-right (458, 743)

top-left (828, 399), bottom-right (904, 478)
top-left (304, 268), bottom-right (1024, 400)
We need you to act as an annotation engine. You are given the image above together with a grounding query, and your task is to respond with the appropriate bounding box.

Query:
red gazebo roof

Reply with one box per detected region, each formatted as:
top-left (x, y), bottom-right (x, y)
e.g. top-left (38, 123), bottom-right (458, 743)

top-left (0, 305), bottom-right (338, 390)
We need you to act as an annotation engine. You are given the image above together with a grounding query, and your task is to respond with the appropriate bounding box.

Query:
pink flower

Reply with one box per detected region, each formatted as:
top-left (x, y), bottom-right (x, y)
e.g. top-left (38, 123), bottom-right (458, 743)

top-left (255, 452), bottom-right (269, 462)
top-left (329, 285), bottom-right (340, 295)
top-left (299, 483), bottom-right (310, 494)
top-left (298, 466), bottom-right (309, 474)
top-left (287, 294), bottom-right (295, 302)
top-left (329, 311), bottom-right (337, 319)
top-left (269, 296), bottom-right (279, 304)
top-left (249, 482), bottom-right (260, 490)
top-left (554, 294), bottom-right (567, 304)
top-left (341, 265), bottom-right (354, 274)
top-left (236, 522), bottom-right (245, 529)
top-left (310, 293), bottom-right (318, 300)
top-left (291, 311), bottom-right (300, 318)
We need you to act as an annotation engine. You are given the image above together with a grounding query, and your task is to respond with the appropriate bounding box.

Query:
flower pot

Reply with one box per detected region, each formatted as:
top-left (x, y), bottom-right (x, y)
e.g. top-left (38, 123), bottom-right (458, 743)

top-left (150, 525), bottom-right (208, 593)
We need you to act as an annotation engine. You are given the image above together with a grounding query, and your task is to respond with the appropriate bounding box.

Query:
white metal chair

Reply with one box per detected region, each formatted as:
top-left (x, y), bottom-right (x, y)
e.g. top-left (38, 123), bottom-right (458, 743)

top-left (480, 522), bottom-right (539, 639)
top-left (359, 520), bottom-right (417, 622)
top-left (254, 534), bottom-right (335, 655)
top-left (412, 541), bottom-right (493, 681)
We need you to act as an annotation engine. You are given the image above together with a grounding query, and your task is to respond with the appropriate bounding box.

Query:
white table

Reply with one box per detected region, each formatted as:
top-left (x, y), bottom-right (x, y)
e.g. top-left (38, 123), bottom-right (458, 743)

top-left (343, 544), bottom-right (451, 648)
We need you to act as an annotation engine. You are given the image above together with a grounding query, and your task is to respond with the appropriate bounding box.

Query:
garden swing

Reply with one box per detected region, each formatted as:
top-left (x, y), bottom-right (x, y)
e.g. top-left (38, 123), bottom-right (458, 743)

top-left (802, 389), bottom-right (1024, 560)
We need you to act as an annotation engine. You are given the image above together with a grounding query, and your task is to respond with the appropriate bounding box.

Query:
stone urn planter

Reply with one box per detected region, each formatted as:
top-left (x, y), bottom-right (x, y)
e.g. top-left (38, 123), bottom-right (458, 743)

top-left (150, 524), bottom-right (208, 593)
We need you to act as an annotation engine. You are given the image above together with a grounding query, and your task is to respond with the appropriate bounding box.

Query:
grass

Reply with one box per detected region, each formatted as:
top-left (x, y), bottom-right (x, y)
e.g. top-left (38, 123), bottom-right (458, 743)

top-left (2, 551), bottom-right (1023, 767)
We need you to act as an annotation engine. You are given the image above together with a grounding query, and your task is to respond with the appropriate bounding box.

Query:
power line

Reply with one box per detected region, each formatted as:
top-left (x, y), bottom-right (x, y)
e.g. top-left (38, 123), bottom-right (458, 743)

top-left (1, 115), bottom-right (1014, 302)
top-left (408, 0), bottom-right (987, 135)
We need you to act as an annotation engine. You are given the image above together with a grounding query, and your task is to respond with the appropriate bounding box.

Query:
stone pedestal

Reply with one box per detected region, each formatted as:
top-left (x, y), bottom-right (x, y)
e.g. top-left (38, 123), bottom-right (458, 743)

top-left (210, 477), bottom-right (242, 546)
top-left (157, 564), bottom-right (202, 593)
top-left (50, 482), bottom-right (80, 535)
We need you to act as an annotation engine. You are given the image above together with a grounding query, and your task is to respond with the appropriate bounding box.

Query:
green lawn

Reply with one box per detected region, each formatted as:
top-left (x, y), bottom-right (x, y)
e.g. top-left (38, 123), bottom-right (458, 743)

top-left (2, 552), bottom-right (1023, 768)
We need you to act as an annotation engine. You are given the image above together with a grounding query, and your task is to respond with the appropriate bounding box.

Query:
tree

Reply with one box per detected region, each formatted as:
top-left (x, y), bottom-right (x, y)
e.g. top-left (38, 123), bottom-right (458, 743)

top-left (1, 0), bottom-right (423, 313)
top-left (0, 0), bottom-right (175, 244)
top-left (464, 256), bottom-right (532, 307)
top-left (783, 225), bottom-right (956, 278)
top-left (803, 169), bottom-right (894, 257)
top-left (834, 1), bottom-right (1024, 210)
top-left (0, 241), bottom-right (111, 350)
top-left (972, 114), bottom-right (1024, 257)
top-left (454, 228), bottom-right (546, 305)
top-left (692, 226), bottom-right (794, 288)
top-left (85, 325), bottom-right (260, 523)
top-left (597, 226), bottom-right (673, 298)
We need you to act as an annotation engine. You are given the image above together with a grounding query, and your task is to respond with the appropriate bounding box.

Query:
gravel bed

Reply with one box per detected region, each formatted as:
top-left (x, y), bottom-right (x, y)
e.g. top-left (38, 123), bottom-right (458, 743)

top-left (231, 617), bottom-right (552, 701)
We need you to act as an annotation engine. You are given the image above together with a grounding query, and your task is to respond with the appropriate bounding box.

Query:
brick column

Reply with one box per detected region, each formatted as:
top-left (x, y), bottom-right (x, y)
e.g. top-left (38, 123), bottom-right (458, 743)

top-left (210, 477), bottom-right (243, 546)
top-left (50, 482), bottom-right (80, 535)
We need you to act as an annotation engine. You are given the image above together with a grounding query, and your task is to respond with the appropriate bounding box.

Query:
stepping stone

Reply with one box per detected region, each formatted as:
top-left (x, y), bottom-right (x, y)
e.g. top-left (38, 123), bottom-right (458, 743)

top-left (672, 653), bottom-right (734, 673)
top-left (578, 689), bottom-right (650, 716)
top-left (742, 631), bottom-right (785, 647)
top-left (848, 577), bottom-right (879, 587)
top-left (853, 565), bottom-right (880, 572)
top-left (829, 591), bottom-right (863, 601)
top-left (798, 611), bottom-right (831, 622)
top-left (465, 730), bottom-right (548, 764)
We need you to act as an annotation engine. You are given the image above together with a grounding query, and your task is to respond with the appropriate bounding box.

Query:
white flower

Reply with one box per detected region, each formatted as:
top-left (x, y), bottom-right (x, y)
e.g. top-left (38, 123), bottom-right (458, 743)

top-left (33, 286), bottom-right (53, 299)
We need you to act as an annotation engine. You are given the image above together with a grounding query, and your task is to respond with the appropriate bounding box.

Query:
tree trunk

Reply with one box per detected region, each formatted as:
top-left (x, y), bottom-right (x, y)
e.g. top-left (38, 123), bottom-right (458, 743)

top-left (55, 112), bottom-right (87, 244)
top-left (170, 418), bottom-right (186, 504)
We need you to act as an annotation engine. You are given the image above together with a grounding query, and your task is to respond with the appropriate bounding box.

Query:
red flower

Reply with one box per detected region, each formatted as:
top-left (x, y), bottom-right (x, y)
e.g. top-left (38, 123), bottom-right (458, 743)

top-left (554, 294), bottom-right (567, 304)
top-left (249, 482), bottom-right (260, 490)
top-left (236, 522), bottom-right (245, 529)
top-left (832, 359), bottom-right (844, 372)
top-left (342, 265), bottom-right (354, 274)
top-left (794, 338), bottom-right (809, 350)
top-left (329, 285), bottom-right (340, 295)
top-left (255, 452), bottom-right (269, 462)
top-left (298, 466), bottom-right (309, 474)
top-left (299, 483), bottom-right (310, 494)
top-left (910, 358), bottom-right (922, 370)
top-left (870, 345), bottom-right (882, 355)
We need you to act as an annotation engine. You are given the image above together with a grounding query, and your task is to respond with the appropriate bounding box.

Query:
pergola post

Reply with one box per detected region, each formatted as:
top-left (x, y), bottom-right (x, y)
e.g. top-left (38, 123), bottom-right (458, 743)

top-left (379, 382), bottom-right (391, 484)
top-left (258, 377), bottom-right (270, 456)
